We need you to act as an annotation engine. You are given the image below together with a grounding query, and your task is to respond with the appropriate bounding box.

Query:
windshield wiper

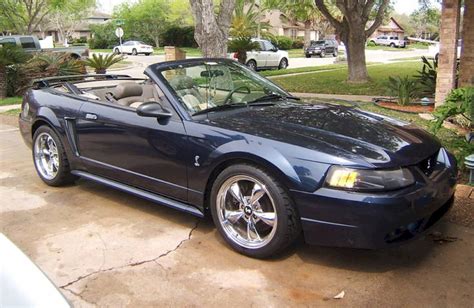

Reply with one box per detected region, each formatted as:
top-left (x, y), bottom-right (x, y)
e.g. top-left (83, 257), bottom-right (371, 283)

top-left (246, 93), bottom-right (300, 105)
top-left (192, 102), bottom-right (247, 116)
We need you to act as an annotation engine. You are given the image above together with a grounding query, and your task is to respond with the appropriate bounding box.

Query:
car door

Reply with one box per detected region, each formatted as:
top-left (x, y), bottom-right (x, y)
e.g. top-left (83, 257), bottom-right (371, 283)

top-left (121, 41), bottom-right (132, 53)
top-left (264, 41), bottom-right (279, 67)
top-left (74, 94), bottom-right (189, 202)
top-left (254, 41), bottom-right (268, 68)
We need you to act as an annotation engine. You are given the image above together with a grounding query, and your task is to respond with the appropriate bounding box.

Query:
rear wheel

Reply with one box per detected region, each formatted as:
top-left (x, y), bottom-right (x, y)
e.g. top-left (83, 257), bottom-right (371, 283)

top-left (114, 48), bottom-right (120, 54)
top-left (390, 42), bottom-right (395, 48)
top-left (210, 164), bottom-right (301, 258)
top-left (278, 58), bottom-right (288, 70)
top-left (145, 53), bottom-right (151, 56)
top-left (246, 60), bottom-right (257, 71)
top-left (320, 50), bottom-right (325, 58)
top-left (132, 48), bottom-right (138, 55)
top-left (33, 126), bottom-right (76, 186)
top-left (305, 54), bottom-right (311, 58)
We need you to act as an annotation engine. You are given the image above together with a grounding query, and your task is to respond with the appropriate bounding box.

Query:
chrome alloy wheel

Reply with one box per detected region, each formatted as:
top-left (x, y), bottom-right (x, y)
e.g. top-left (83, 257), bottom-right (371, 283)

top-left (216, 175), bottom-right (278, 249)
top-left (34, 132), bottom-right (60, 180)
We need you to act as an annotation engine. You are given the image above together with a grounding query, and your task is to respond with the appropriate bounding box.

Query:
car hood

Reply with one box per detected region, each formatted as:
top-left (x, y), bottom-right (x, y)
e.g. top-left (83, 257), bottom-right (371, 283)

top-left (204, 103), bottom-right (440, 168)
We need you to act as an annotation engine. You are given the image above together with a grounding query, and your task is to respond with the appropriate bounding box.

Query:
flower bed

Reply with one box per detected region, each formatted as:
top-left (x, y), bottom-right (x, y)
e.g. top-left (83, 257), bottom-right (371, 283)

top-left (374, 101), bottom-right (434, 114)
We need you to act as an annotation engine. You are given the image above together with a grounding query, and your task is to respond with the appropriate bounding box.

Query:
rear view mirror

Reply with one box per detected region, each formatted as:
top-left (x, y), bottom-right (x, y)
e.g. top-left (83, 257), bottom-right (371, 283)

top-left (136, 102), bottom-right (172, 120)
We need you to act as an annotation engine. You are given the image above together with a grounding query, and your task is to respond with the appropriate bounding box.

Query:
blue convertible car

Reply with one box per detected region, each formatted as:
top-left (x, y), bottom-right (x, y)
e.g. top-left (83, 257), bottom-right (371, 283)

top-left (19, 58), bottom-right (456, 258)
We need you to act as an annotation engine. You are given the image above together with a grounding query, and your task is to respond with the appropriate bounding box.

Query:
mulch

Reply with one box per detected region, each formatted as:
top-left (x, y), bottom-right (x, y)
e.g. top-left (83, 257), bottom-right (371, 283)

top-left (375, 101), bottom-right (434, 113)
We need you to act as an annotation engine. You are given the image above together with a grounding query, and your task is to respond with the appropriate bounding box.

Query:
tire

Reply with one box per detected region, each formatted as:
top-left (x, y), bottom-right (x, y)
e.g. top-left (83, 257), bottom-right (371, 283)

top-left (319, 50), bottom-right (325, 58)
top-left (114, 48), bottom-right (120, 54)
top-left (32, 126), bottom-right (76, 186)
top-left (132, 48), bottom-right (138, 55)
top-left (210, 164), bottom-right (301, 258)
top-left (333, 51), bottom-right (338, 57)
top-left (145, 53), bottom-right (151, 56)
top-left (278, 58), bottom-right (288, 70)
top-left (305, 54), bottom-right (311, 58)
top-left (390, 43), bottom-right (395, 48)
top-left (246, 60), bottom-right (257, 71)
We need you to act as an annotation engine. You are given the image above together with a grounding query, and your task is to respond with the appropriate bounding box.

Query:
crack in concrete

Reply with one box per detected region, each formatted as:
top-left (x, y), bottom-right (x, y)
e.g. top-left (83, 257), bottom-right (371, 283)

top-left (61, 286), bottom-right (96, 306)
top-left (59, 219), bottom-right (200, 292)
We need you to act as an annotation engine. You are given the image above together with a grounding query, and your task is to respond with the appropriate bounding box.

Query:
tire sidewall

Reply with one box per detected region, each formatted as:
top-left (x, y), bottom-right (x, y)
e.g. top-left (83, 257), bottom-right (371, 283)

top-left (32, 126), bottom-right (71, 186)
top-left (210, 164), bottom-right (297, 258)
top-left (247, 60), bottom-right (257, 71)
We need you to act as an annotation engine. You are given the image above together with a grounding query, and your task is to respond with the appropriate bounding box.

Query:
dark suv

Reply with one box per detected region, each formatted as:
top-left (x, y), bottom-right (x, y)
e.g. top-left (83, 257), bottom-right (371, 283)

top-left (305, 39), bottom-right (338, 58)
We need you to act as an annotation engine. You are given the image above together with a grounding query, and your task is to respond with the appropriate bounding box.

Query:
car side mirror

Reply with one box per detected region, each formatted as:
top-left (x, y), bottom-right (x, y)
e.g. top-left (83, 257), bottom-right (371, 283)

top-left (271, 47), bottom-right (278, 52)
top-left (136, 102), bottom-right (172, 120)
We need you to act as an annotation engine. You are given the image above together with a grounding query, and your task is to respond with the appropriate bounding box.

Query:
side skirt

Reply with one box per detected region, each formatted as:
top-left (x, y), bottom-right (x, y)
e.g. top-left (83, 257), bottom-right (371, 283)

top-left (71, 170), bottom-right (204, 218)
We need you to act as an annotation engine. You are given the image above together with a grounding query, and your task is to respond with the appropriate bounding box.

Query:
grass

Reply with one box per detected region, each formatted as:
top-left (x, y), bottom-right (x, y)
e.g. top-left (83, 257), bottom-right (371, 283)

top-left (260, 64), bottom-right (347, 77)
top-left (271, 61), bottom-right (422, 96)
top-left (1, 108), bottom-right (21, 115)
top-left (0, 97), bottom-right (22, 106)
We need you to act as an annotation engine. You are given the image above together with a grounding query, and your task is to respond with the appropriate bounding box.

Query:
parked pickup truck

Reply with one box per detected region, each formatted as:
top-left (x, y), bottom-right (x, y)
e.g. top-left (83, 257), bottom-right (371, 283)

top-left (0, 35), bottom-right (89, 59)
top-left (369, 36), bottom-right (406, 48)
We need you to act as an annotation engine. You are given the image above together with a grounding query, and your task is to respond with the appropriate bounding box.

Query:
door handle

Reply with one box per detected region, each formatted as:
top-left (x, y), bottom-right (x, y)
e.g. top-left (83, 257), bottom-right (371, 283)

top-left (85, 113), bottom-right (98, 120)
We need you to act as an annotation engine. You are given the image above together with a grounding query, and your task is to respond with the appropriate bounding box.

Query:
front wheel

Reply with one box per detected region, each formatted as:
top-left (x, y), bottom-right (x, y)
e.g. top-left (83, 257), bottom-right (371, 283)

top-left (319, 51), bottom-right (325, 58)
top-left (246, 60), bottom-right (257, 71)
top-left (132, 48), bottom-right (138, 55)
top-left (278, 58), bottom-right (288, 70)
top-left (33, 126), bottom-right (76, 186)
top-left (114, 48), bottom-right (120, 54)
top-left (210, 164), bottom-right (301, 258)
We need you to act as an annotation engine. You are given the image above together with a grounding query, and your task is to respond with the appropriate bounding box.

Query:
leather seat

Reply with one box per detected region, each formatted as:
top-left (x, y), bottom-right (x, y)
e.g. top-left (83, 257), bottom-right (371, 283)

top-left (169, 76), bottom-right (205, 112)
top-left (113, 82), bottom-right (144, 107)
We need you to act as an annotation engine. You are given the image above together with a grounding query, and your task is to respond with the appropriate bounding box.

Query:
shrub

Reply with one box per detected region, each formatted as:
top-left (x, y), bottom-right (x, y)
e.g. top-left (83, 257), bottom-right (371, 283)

top-left (161, 26), bottom-right (197, 47)
top-left (275, 36), bottom-right (293, 50)
top-left (88, 23), bottom-right (121, 49)
top-left (431, 87), bottom-right (474, 132)
top-left (228, 36), bottom-right (260, 64)
top-left (292, 38), bottom-right (304, 49)
top-left (388, 75), bottom-right (419, 106)
top-left (84, 53), bottom-right (124, 74)
top-left (414, 56), bottom-right (437, 97)
top-left (367, 41), bottom-right (376, 47)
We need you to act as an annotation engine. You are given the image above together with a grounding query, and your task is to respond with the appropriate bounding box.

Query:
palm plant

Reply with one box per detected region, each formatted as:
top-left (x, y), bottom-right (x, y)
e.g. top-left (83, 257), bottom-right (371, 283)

top-left (84, 53), bottom-right (124, 74)
top-left (228, 36), bottom-right (260, 64)
top-left (414, 56), bottom-right (438, 97)
top-left (0, 45), bottom-right (29, 99)
top-left (32, 53), bottom-right (85, 76)
top-left (388, 76), bottom-right (419, 106)
top-left (230, 0), bottom-right (268, 37)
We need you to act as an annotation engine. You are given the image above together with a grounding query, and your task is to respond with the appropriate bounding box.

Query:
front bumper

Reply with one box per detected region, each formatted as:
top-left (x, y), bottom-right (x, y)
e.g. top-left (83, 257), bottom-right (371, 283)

top-left (306, 49), bottom-right (322, 55)
top-left (291, 151), bottom-right (457, 249)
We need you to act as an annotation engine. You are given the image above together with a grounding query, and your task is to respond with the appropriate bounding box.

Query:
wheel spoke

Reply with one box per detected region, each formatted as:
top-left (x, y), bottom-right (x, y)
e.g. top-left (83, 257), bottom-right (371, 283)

top-left (229, 182), bottom-right (245, 204)
top-left (253, 211), bottom-right (276, 227)
top-left (250, 183), bottom-right (266, 206)
top-left (224, 209), bottom-right (244, 224)
top-left (249, 217), bottom-right (261, 241)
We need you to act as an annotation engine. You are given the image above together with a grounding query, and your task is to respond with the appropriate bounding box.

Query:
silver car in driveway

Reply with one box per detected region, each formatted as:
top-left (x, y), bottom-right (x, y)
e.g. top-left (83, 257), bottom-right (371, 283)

top-left (230, 38), bottom-right (289, 71)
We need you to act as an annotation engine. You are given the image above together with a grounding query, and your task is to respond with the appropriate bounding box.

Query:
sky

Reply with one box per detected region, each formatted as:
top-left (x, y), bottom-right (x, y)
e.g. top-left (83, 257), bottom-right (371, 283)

top-left (97, 0), bottom-right (430, 15)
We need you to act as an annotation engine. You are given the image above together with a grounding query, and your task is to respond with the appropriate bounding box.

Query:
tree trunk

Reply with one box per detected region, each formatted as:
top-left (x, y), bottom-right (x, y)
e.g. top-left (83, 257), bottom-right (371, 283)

top-left (304, 20), bottom-right (312, 49)
top-left (343, 28), bottom-right (369, 83)
top-left (189, 0), bottom-right (236, 58)
top-left (0, 66), bottom-right (7, 99)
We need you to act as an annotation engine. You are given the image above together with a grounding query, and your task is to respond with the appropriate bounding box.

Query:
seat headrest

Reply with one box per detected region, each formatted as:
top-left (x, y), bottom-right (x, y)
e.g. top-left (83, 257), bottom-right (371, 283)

top-left (113, 82), bottom-right (143, 99)
top-left (170, 76), bottom-right (196, 90)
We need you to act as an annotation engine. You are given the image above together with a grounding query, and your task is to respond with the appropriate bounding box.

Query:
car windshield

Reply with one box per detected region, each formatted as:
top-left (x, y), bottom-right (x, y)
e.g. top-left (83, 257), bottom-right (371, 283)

top-left (157, 61), bottom-right (292, 115)
top-left (311, 40), bottom-right (325, 46)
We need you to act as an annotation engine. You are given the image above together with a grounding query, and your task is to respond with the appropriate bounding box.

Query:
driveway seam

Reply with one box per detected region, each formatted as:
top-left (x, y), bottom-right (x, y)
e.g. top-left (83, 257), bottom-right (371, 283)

top-left (59, 219), bottom-right (200, 292)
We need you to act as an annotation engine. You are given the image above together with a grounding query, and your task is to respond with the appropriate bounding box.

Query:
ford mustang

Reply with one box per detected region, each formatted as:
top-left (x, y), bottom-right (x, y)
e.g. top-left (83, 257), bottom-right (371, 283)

top-left (19, 58), bottom-right (457, 258)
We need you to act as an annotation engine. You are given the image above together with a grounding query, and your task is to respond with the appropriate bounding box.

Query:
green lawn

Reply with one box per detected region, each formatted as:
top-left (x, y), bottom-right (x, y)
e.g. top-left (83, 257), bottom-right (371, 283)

top-left (0, 97), bottom-right (22, 106)
top-left (271, 61), bottom-right (422, 96)
top-left (260, 64), bottom-right (347, 77)
top-left (1, 108), bottom-right (21, 115)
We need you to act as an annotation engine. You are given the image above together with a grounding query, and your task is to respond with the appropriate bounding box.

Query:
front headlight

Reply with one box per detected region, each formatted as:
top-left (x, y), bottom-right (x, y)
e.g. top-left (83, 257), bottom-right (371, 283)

top-left (325, 166), bottom-right (415, 192)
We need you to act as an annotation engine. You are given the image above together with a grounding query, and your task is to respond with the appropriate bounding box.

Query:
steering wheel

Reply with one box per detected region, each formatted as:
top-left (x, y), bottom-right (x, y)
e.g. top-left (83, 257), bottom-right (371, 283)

top-left (223, 85), bottom-right (251, 105)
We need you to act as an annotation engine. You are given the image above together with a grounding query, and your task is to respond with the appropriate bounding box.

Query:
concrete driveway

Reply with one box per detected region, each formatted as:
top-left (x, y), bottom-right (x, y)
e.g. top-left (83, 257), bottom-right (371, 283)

top-left (1, 120), bottom-right (473, 307)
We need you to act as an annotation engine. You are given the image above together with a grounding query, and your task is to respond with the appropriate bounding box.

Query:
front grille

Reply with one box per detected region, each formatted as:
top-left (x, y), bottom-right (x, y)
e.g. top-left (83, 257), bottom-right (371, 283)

top-left (417, 151), bottom-right (439, 176)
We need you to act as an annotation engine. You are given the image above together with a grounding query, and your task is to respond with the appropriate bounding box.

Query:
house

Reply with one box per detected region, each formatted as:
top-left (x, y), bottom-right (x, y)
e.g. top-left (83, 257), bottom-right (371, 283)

top-left (368, 17), bottom-right (405, 40)
top-left (262, 10), bottom-right (319, 40)
top-left (35, 11), bottom-right (111, 43)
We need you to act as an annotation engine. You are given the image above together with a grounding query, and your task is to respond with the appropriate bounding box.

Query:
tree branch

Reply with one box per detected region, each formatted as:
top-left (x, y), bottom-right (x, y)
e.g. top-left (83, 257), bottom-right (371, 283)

top-left (365, 0), bottom-right (390, 38)
top-left (314, 0), bottom-right (343, 33)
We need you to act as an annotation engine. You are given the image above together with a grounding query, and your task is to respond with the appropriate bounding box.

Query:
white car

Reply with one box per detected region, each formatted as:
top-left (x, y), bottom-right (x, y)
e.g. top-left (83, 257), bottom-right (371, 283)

top-left (230, 39), bottom-right (289, 71)
top-left (113, 41), bottom-right (153, 56)
top-left (370, 36), bottom-right (406, 48)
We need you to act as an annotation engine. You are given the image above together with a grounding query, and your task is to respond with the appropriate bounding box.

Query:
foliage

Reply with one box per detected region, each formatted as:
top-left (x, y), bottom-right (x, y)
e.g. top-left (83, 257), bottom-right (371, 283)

top-left (0, 97), bottom-right (22, 106)
top-left (113, 0), bottom-right (169, 47)
top-left (7, 52), bottom-right (85, 96)
top-left (161, 26), bottom-right (197, 47)
top-left (88, 23), bottom-right (119, 49)
top-left (261, 32), bottom-right (278, 46)
top-left (0, 0), bottom-right (73, 34)
top-left (410, 4), bottom-right (441, 39)
top-left (367, 41), bottom-right (376, 47)
top-left (0, 45), bottom-right (30, 98)
top-left (431, 87), bottom-right (474, 133)
top-left (83, 53), bottom-right (124, 74)
top-left (274, 36), bottom-right (293, 50)
top-left (292, 38), bottom-right (304, 49)
top-left (228, 36), bottom-right (260, 64)
top-left (388, 75), bottom-right (419, 106)
top-left (414, 56), bottom-right (437, 97)
top-left (231, 0), bottom-right (267, 37)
